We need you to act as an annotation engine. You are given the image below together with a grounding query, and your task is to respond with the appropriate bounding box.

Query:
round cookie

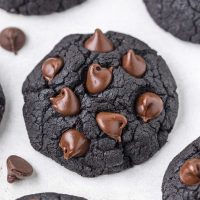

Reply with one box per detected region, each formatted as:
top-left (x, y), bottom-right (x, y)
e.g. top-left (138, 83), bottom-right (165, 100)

top-left (162, 137), bottom-right (200, 200)
top-left (144, 0), bottom-right (200, 44)
top-left (17, 193), bottom-right (87, 200)
top-left (0, 0), bottom-right (85, 15)
top-left (0, 84), bottom-right (5, 123)
top-left (22, 29), bottom-right (178, 177)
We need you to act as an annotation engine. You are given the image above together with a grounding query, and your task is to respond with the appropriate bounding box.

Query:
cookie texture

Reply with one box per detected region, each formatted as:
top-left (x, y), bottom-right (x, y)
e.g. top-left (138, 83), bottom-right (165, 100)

top-left (144, 0), bottom-right (200, 43)
top-left (162, 137), bottom-right (200, 200)
top-left (22, 30), bottom-right (178, 177)
top-left (17, 193), bottom-right (87, 200)
top-left (0, 0), bottom-right (85, 15)
top-left (0, 85), bottom-right (5, 123)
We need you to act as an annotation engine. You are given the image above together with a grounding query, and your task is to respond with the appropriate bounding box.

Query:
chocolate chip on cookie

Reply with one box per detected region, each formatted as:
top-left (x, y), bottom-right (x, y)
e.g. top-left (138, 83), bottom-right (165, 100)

top-left (162, 137), bottom-right (200, 200)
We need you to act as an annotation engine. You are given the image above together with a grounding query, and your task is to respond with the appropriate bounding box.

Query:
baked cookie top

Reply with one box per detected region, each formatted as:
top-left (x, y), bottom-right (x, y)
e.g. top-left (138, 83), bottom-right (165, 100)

top-left (162, 137), bottom-right (200, 200)
top-left (0, 0), bottom-right (85, 15)
top-left (22, 29), bottom-right (178, 177)
top-left (144, 0), bottom-right (200, 43)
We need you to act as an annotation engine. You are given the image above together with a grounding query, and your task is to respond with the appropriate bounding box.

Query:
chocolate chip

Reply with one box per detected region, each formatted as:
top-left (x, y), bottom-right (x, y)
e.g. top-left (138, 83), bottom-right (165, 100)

top-left (59, 129), bottom-right (90, 160)
top-left (86, 64), bottom-right (113, 94)
top-left (96, 112), bottom-right (127, 142)
top-left (122, 49), bottom-right (147, 78)
top-left (136, 92), bottom-right (163, 122)
top-left (84, 29), bottom-right (114, 53)
top-left (179, 158), bottom-right (200, 186)
top-left (7, 155), bottom-right (33, 183)
top-left (0, 27), bottom-right (26, 54)
top-left (42, 57), bottom-right (64, 82)
top-left (50, 87), bottom-right (80, 116)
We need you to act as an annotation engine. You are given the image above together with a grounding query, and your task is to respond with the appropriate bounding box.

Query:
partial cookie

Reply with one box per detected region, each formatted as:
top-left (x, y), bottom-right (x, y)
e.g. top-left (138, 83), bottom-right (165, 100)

top-left (0, 84), bottom-right (5, 123)
top-left (22, 29), bottom-right (178, 177)
top-left (17, 193), bottom-right (87, 200)
top-left (162, 137), bottom-right (200, 200)
top-left (144, 0), bottom-right (200, 43)
top-left (0, 0), bottom-right (86, 15)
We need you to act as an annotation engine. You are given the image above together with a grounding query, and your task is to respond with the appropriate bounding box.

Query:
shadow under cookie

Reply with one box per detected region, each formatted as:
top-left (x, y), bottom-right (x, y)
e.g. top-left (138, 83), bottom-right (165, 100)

top-left (22, 29), bottom-right (179, 177)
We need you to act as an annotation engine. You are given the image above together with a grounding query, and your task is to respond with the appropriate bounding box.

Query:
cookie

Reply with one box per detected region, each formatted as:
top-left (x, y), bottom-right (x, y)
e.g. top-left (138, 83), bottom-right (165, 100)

top-left (0, 0), bottom-right (85, 15)
top-left (0, 84), bottom-right (5, 123)
top-left (22, 29), bottom-right (178, 177)
top-left (17, 193), bottom-right (87, 200)
top-left (144, 0), bottom-right (200, 43)
top-left (162, 137), bottom-right (200, 200)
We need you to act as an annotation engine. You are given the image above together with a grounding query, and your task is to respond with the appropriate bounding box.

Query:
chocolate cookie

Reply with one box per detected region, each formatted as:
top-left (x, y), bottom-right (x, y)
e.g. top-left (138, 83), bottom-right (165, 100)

top-left (162, 137), bottom-right (200, 200)
top-left (0, 84), bottom-right (5, 123)
top-left (0, 0), bottom-right (85, 15)
top-left (22, 29), bottom-right (178, 177)
top-left (144, 0), bottom-right (200, 43)
top-left (17, 193), bottom-right (86, 200)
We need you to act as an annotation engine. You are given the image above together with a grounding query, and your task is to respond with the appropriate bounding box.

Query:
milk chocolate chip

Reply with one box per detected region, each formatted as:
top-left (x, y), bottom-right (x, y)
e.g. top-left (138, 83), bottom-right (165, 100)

top-left (136, 92), bottom-right (163, 122)
top-left (96, 112), bottom-right (127, 142)
top-left (86, 64), bottom-right (113, 94)
top-left (7, 155), bottom-right (33, 183)
top-left (50, 87), bottom-right (80, 116)
top-left (84, 29), bottom-right (114, 53)
top-left (122, 49), bottom-right (147, 78)
top-left (0, 27), bottom-right (26, 54)
top-left (180, 158), bottom-right (200, 186)
top-left (59, 129), bottom-right (90, 160)
top-left (42, 57), bottom-right (64, 82)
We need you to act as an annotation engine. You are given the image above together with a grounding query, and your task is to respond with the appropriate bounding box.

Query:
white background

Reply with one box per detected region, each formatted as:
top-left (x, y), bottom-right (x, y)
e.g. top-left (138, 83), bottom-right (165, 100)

top-left (0, 0), bottom-right (200, 199)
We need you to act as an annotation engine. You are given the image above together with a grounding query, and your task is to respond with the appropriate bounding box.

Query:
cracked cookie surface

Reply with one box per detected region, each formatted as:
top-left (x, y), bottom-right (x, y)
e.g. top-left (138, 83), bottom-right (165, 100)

top-left (17, 193), bottom-right (87, 200)
top-left (162, 137), bottom-right (200, 200)
top-left (144, 0), bottom-right (200, 43)
top-left (22, 30), bottom-right (179, 177)
top-left (0, 0), bottom-right (85, 15)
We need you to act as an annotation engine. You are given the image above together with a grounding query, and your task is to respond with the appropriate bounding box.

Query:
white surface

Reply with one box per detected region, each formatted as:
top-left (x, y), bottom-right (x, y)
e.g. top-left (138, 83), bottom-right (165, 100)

top-left (0, 0), bottom-right (199, 199)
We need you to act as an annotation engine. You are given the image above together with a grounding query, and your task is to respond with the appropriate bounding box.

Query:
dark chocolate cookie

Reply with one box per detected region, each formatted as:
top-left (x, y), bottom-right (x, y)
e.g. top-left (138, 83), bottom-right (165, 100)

top-left (0, 84), bottom-right (5, 123)
top-left (162, 137), bottom-right (200, 200)
top-left (144, 0), bottom-right (200, 44)
top-left (17, 193), bottom-right (87, 200)
top-left (22, 29), bottom-right (178, 177)
top-left (0, 0), bottom-right (85, 15)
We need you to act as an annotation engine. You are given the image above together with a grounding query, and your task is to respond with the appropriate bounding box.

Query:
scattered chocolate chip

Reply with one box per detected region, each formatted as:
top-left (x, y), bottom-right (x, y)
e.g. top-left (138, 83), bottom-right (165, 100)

top-left (59, 129), bottom-right (90, 160)
top-left (50, 87), bottom-right (80, 116)
top-left (136, 92), bottom-right (163, 122)
top-left (96, 112), bottom-right (127, 142)
top-left (179, 158), bottom-right (200, 186)
top-left (84, 29), bottom-right (114, 53)
top-left (7, 155), bottom-right (33, 183)
top-left (0, 27), bottom-right (26, 55)
top-left (122, 49), bottom-right (147, 78)
top-left (42, 57), bottom-right (64, 82)
top-left (86, 64), bottom-right (113, 94)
